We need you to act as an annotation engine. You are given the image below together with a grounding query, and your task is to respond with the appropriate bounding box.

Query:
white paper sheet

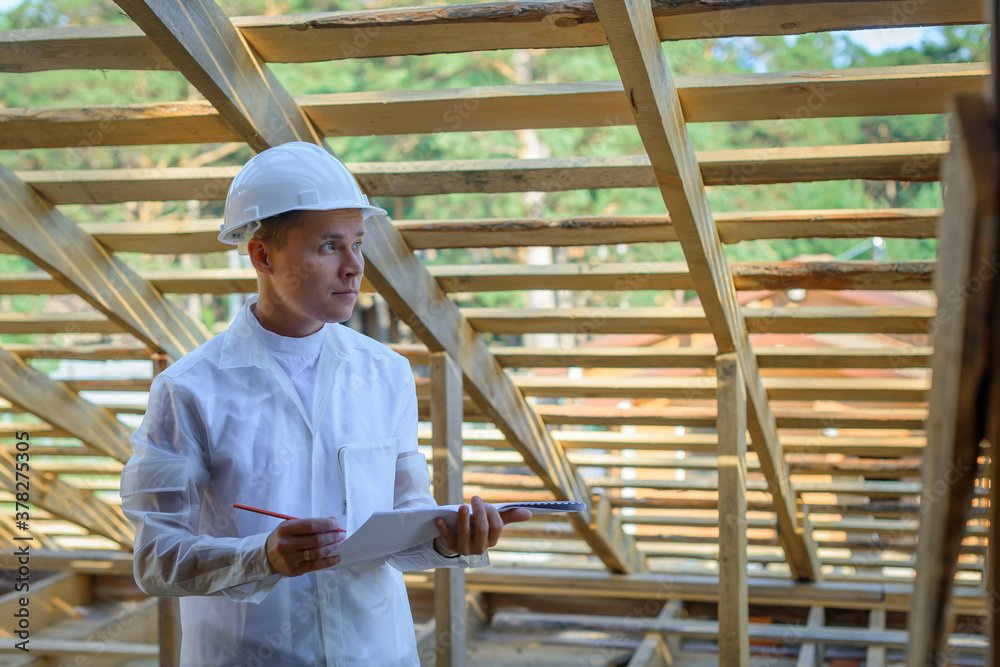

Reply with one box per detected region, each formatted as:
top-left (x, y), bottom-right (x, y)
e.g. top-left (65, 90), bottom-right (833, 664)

top-left (331, 500), bottom-right (584, 570)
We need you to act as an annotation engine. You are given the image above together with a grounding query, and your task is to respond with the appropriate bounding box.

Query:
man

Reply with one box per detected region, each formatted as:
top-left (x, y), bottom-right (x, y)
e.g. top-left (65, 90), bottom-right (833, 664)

top-left (121, 141), bottom-right (529, 666)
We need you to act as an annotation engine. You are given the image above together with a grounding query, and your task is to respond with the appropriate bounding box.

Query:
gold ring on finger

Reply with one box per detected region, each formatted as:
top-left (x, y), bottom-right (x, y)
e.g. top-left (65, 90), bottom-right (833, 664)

top-left (304, 549), bottom-right (310, 562)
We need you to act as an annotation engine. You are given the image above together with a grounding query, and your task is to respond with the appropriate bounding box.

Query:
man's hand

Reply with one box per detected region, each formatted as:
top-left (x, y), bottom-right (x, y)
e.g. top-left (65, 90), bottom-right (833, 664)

top-left (433, 496), bottom-right (531, 557)
top-left (266, 517), bottom-right (345, 576)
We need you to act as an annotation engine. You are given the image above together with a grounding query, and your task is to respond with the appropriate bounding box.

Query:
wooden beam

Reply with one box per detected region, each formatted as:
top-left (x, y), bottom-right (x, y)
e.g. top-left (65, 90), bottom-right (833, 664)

top-left (114, 0), bottom-right (321, 152)
top-left (627, 599), bottom-right (682, 667)
top-left (462, 306), bottom-right (934, 335)
top-left (0, 349), bottom-right (132, 462)
top-left (0, 312), bottom-right (120, 335)
top-left (429, 260), bottom-right (935, 293)
top-left (298, 63), bottom-right (986, 136)
top-left (0, 549), bottom-right (133, 575)
top-left (908, 95), bottom-right (997, 667)
top-left (798, 607), bottom-right (825, 667)
top-left (430, 352), bottom-right (467, 667)
top-left (239, 0), bottom-right (983, 62)
top-left (0, 164), bottom-right (208, 361)
top-left (0, 259), bottom-right (935, 296)
top-left (484, 610), bottom-right (987, 653)
top-left (715, 354), bottom-right (749, 666)
top-left (0, 572), bottom-right (90, 638)
top-left (395, 209), bottom-right (940, 249)
top-left (490, 345), bottom-right (934, 370)
top-left (0, 638), bottom-right (157, 660)
top-left (158, 598), bottom-right (181, 667)
top-left (115, 0), bottom-right (637, 572)
top-left (534, 404), bottom-right (928, 431)
top-left (46, 209), bottom-right (937, 257)
top-left (1, 2), bottom-right (983, 72)
top-left (513, 376), bottom-right (930, 403)
top-left (2, 63), bottom-right (981, 149)
top-left (867, 608), bottom-right (887, 667)
top-left (15, 142), bottom-right (947, 204)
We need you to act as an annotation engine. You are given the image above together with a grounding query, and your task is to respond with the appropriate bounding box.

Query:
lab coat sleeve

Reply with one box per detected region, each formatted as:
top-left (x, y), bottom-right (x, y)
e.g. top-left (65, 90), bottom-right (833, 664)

top-left (385, 361), bottom-right (489, 572)
top-left (121, 374), bottom-right (281, 602)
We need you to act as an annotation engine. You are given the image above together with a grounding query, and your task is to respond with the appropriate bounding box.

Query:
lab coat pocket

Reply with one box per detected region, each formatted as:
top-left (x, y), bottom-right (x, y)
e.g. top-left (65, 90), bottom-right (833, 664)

top-left (338, 437), bottom-right (398, 533)
top-left (120, 458), bottom-right (189, 515)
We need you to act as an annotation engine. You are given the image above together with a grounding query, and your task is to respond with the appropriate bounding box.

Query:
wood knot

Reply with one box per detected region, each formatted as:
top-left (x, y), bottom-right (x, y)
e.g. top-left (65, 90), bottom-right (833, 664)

top-left (552, 14), bottom-right (582, 28)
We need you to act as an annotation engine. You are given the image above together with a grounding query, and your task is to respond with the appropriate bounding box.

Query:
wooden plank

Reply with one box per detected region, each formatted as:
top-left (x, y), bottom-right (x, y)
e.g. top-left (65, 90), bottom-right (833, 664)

top-left (867, 608), bottom-right (887, 667)
top-left (462, 306), bottom-right (934, 335)
top-left (0, 638), bottom-right (157, 658)
top-left (0, 572), bottom-right (90, 638)
top-left (2, 344), bottom-right (152, 361)
top-left (114, 0), bottom-right (321, 153)
top-left (627, 599), bottom-right (682, 667)
top-left (513, 376), bottom-right (930, 403)
top-left (48, 209), bottom-right (938, 257)
top-left (484, 610), bottom-right (988, 653)
top-left (0, 348), bottom-right (133, 462)
top-left (0, 259), bottom-right (935, 295)
top-left (795, 607), bottom-right (824, 667)
top-left (0, 459), bottom-right (134, 546)
top-left (0, 549), bottom-right (135, 576)
top-left (534, 404), bottom-right (928, 430)
top-left (430, 352), bottom-right (466, 667)
top-left (158, 597), bottom-right (181, 667)
top-left (0, 101), bottom-right (239, 150)
top-left (294, 62), bottom-right (986, 135)
top-left (0, 312), bottom-right (120, 335)
top-left (1, 2), bottom-right (983, 72)
top-left (908, 96), bottom-right (998, 667)
top-left (428, 260), bottom-right (934, 293)
top-left (237, 1), bottom-right (985, 63)
top-left (396, 209), bottom-right (940, 250)
top-left (117, 0), bottom-right (636, 572)
top-left (491, 346), bottom-right (933, 370)
top-left (715, 354), bottom-right (749, 667)
top-left (15, 142), bottom-right (947, 204)
top-left (0, 164), bottom-right (209, 361)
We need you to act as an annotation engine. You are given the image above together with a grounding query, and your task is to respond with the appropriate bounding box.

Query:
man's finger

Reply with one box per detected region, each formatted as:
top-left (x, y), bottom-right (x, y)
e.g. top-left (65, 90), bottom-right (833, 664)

top-left (277, 517), bottom-right (341, 536)
top-left (471, 496), bottom-right (490, 554)
top-left (485, 504), bottom-right (504, 548)
top-left (500, 508), bottom-right (532, 525)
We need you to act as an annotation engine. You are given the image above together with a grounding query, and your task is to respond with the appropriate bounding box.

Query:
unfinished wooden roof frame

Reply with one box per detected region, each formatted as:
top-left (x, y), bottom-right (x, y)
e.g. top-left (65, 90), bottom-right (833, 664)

top-left (0, 0), bottom-right (996, 665)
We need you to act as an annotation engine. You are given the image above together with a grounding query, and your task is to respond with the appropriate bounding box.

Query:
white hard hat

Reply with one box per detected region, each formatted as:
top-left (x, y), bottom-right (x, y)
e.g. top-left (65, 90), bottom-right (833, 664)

top-left (218, 141), bottom-right (387, 249)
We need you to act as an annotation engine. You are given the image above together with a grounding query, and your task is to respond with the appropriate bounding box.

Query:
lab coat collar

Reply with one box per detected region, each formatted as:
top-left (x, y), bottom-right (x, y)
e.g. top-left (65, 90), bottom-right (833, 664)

top-left (219, 295), bottom-right (353, 372)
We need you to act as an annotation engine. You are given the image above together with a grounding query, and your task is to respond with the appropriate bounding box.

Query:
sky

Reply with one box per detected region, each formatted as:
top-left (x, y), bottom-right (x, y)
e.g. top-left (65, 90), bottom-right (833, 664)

top-left (0, 0), bottom-right (940, 56)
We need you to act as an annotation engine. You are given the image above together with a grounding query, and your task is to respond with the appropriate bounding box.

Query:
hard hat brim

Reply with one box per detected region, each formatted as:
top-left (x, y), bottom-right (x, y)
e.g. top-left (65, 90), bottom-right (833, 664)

top-left (217, 201), bottom-right (388, 246)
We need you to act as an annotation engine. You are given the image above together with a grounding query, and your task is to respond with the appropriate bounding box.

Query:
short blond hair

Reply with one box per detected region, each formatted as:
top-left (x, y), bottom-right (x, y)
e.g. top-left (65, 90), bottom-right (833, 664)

top-left (252, 210), bottom-right (302, 250)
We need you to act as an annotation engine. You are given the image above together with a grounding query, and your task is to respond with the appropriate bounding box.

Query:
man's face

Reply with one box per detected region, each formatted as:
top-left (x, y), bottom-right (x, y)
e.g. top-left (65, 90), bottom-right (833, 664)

top-left (253, 208), bottom-right (365, 332)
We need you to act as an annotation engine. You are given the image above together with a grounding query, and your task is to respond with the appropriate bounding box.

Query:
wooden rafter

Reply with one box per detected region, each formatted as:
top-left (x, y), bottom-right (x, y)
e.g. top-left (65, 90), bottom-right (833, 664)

top-left (0, 165), bottom-right (209, 361)
top-left (908, 95), bottom-right (997, 666)
top-left (16, 208), bottom-right (934, 257)
top-left (593, 0), bottom-right (817, 580)
top-left (0, 63), bottom-right (984, 149)
top-left (0, 0), bottom-right (984, 72)
top-left (113, 0), bottom-right (640, 573)
top-left (0, 259), bottom-right (936, 296)
top-left (13, 142), bottom-right (947, 204)
top-left (0, 349), bottom-right (132, 463)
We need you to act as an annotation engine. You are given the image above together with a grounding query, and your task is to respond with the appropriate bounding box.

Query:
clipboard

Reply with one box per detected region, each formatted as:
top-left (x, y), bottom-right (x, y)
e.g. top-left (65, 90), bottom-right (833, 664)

top-left (330, 500), bottom-right (584, 569)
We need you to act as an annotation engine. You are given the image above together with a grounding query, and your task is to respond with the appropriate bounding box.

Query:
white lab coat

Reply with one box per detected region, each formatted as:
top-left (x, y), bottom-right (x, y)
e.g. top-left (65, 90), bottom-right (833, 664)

top-left (121, 296), bottom-right (486, 666)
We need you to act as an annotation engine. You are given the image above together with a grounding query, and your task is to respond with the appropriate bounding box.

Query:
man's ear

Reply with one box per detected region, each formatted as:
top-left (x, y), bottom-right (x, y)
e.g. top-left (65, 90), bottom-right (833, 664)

top-left (247, 237), bottom-right (275, 276)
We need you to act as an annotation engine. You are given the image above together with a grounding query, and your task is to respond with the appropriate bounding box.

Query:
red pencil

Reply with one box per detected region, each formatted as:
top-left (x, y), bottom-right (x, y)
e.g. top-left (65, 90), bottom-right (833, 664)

top-left (233, 503), bottom-right (346, 531)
